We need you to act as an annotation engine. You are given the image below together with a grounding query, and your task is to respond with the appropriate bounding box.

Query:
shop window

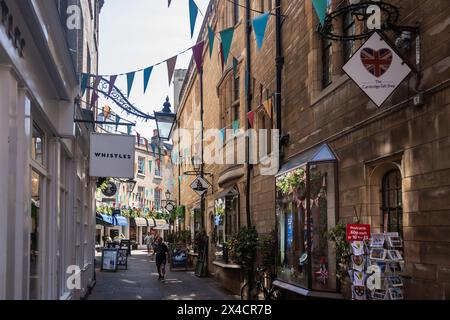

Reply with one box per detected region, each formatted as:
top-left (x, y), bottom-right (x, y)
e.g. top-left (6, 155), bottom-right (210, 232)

top-left (214, 188), bottom-right (239, 262)
top-left (30, 170), bottom-right (41, 300)
top-left (381, 169), bottom-right (403, 237)
top-left (32, 124), bottom-right (45, 165)
top-left (276, 144), bottom-right (338, 292)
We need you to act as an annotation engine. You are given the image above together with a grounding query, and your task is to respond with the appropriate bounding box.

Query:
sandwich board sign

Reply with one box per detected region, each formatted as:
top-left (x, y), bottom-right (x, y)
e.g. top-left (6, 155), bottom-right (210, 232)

top-left (190, 176), bottom-right (210, 196)
top-left (343, 32), bottom-right (411, 107)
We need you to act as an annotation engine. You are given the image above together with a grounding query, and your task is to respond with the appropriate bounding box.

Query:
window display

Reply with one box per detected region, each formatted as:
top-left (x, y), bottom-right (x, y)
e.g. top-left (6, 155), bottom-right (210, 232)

top-left (214, 189), bottom-right (239, 262)
top-left (275, 145), bottom-right (338, 293)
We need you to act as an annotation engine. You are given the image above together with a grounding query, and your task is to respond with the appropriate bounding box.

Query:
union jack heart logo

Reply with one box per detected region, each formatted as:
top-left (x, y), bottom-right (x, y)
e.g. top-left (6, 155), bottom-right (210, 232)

top-left (360, 48), bottom-right (393, 78)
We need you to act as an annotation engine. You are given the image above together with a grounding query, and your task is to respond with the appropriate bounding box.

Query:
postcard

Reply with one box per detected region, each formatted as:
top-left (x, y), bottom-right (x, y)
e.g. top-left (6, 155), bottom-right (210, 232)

top-left (370, 248), bottom-right (387, 261)
top-left (351, 241), bottom-right (365, 256)
top-left (370, 234), bottom-right (385, 248)
top-left (352, 255), bottom-right (365, 272)
top-left (387, 250), bottom-right (403, 261)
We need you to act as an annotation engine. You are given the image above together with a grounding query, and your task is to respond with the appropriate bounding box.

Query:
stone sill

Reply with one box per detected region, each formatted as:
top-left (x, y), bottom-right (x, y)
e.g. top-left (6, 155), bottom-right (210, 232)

top-left (272, 280), bottom-right (343, 300)
top-left (213, 261), bottom-right (242, 270)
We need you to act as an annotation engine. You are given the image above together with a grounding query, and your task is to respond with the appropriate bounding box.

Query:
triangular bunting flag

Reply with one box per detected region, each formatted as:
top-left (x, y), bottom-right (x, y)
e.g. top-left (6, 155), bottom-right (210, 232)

top-left (312, 0), bottom-right (327, 25)
top-left (189, 0), bottom-right (199, 39)
top-left (136, 132), bottom-right (141, 145)
top-left (247, 111), bottom-right (255, 128)
top-left (103, 105), bottom-right (111, 120)
top-left (219, 43), bottom-right (225, 70)
top-left (126, 72), bottom-right (135, 98)
top-left (192, 41), bottom-right (205, 73)
top-left (252, 12), bottom-right (270, 50)
top-left (90, 91), bottom-right (99, 108)
top-left (145, 138), bottom-right (149, 152)
top-left (81, 73), bottom-right (89, 96)
top-left (115, 115), bottom-right (121, 131)
top-left (166, 55), bottom-right (178, 85)
top-left (143, 66), bottom-right (153, 94)
top-left (263, 98), bottom-right (273, 118)
top-left (168, 0), bottom-right (172, 8)
top-left (220, 27), bottom-right (235, 65)
top-left (232, 120), bottom-right (239, 132)
top-left (127, 126), bottom-right (132, 135)
top-left (108, 75), bottom-right (117, 96)
top-left (208, 26), bottom-right (215, 58)
top-left (233, 58), bottom-right (238, 79)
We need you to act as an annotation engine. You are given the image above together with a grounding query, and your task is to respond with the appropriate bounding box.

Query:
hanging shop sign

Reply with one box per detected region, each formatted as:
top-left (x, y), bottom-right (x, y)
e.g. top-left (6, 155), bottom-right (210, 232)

top-left (342, 32), bottom-right (411, 107)
top-left (346, 224), bottom-right (371, 241)
top-left (190, 176), bottom-right (211, 197)
top-left (90, 133), bottom-right (135, 179)
top-left (102, 181), bottom-right (117, 197)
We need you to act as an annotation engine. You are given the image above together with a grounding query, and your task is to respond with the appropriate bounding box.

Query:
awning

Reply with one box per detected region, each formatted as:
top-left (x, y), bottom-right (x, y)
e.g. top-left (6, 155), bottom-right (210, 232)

top-left (277, 144), bottom-right (337, 177)
top-left (216, 186), bottom-right (239, 199)
top-left (96, 213), bottom-right (114, 226)
top-left (154, 219), bottom-right (170, 230)
top-left (114, 215), bottom-right (129, 227)
top-left (146, 218), bottom-right (156, 228)
top-left (130, 217), bottom-right (147, 227)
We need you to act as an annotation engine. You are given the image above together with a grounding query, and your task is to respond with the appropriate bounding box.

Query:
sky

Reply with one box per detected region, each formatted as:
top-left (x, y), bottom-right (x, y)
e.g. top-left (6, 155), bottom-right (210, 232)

top-left (99, 0), bottom-right (210, 138)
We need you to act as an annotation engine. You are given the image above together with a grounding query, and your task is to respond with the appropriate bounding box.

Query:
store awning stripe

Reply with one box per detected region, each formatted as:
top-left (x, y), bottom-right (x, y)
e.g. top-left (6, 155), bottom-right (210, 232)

top-left (114, 215), bottom-right (129, 227)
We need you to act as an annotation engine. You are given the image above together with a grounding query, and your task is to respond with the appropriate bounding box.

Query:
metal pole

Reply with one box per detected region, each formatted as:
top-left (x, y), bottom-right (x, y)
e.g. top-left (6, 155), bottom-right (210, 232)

top-left (200, 67), bottom-right (205, 231)
top-left (275, 0), bottom-right (283, 161)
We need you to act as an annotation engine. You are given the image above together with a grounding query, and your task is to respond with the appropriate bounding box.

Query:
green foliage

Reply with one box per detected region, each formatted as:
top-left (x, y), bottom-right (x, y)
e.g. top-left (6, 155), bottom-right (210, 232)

top-left (276, 168), bottom-right (306, 195)
top-left (176, 205), bottom-right (186, 220)
top-left (259, 230), bottom-right (277, 273)
top-left (325, 222), bottom-right (352, 286)
top-left (234, 227), bottom-right (259, 272)
top-left (96, 204), bottom-right (112, 215)
top-left (225, 235), bottom-right (239, 262)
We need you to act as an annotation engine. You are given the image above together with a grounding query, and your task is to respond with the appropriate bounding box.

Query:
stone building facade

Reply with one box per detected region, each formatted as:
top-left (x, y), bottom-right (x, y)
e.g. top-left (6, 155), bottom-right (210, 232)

top-left (175, 0), bottom-right (450, 299)
top-left (0, 0), bottom-right (102, 299)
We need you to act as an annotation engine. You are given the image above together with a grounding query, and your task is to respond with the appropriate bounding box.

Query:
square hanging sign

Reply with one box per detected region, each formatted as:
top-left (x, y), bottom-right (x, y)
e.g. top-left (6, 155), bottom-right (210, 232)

top-left (343, 32), bottom-right (412, 107)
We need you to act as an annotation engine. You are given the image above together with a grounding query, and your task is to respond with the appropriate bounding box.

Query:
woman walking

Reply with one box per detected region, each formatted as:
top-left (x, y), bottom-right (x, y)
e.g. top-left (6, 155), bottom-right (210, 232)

top-left (154, 237), bottom-right (169, 281)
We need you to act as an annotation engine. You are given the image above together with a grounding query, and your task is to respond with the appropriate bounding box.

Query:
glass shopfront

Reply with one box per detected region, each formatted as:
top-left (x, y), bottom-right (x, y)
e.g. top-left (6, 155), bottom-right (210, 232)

top-left (276, 144), bottom-right (338, 293)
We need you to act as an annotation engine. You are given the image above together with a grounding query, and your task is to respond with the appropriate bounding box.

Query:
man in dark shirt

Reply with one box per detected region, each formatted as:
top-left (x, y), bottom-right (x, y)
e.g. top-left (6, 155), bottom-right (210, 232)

top-left (154, 237), bottom-right (169, 281)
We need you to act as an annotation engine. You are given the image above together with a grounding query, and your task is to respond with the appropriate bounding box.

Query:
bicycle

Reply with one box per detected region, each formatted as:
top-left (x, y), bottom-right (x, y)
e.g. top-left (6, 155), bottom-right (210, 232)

top-left (240, 267), bottom-right (283, 300)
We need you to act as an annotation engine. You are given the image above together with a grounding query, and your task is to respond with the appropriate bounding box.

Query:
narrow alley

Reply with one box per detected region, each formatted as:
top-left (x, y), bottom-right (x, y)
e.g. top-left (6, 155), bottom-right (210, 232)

top-left (89, 250), bottom-right (238, 300)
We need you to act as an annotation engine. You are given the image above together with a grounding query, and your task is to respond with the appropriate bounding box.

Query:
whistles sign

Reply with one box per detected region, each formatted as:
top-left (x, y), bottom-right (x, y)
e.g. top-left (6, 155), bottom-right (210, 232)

top-left (90, 133), bottom-right (135, 179)
top-left (346, 224), bottom-right (371, 241)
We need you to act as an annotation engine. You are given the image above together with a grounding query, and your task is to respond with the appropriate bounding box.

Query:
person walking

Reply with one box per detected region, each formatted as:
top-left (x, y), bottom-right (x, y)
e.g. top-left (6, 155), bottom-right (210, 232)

top-left (144, 231), bottom-right (155, 257)
top-left (154, 237), bottom-right (169, 281)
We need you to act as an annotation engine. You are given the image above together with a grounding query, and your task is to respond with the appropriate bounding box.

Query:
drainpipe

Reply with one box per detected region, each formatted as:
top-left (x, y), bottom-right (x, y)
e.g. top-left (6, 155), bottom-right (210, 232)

top-left (275, 0), bottom-right (284, 167)
top-left (245, 0), bottom-right (253, 300)
top-left (245, 0), bottom-right (252, 229)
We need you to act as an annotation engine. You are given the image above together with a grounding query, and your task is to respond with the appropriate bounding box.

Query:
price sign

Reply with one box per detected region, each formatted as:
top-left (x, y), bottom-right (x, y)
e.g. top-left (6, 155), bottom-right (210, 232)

top-left (346, 224), bottom-right (371, 241)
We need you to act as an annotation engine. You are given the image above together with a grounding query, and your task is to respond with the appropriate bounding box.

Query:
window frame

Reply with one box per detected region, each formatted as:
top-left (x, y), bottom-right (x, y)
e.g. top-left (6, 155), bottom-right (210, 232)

top-left (381, 169), bottom-right (403, 237)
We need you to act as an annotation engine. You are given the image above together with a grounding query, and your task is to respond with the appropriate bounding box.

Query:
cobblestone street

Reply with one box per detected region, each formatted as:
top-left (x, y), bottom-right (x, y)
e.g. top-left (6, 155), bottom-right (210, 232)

top-left (89, 250), bottom-right (238, 300)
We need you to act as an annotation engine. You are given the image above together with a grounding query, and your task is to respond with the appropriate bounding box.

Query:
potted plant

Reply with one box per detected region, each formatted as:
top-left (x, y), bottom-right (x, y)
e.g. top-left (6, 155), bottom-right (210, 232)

top-left (259, 230), bottom-right (277, 276)
top-left (225, 235), bottom-right (238, 264)
top-left (234, 227), bottom-right (259, 272)
top-left (325, 222), bottom-right (352, 298)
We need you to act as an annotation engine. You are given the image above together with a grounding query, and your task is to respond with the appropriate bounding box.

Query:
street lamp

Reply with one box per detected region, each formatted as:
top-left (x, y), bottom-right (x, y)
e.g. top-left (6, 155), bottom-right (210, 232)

top-left (154, 96), bottom-right (176, 141)
top-left (126, 179), bottom-right (137, 193)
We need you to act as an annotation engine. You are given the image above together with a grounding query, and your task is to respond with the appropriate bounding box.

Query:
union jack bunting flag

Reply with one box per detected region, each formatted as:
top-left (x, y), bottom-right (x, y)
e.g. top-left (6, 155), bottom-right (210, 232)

top-left (360, 48), bottom-right (393, 78)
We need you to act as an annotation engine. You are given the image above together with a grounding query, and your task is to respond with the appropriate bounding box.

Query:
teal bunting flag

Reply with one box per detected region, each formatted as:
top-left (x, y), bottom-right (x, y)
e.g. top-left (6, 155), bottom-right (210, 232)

top-left (312, 0), bottom-right (328, 25)
top-left (151, 143), bottom-right (156, 154)
top-left (219, 128), bottom-right (225, 146)
top-left (143, 66), bottom-right (153, 94)
top-left (233, 58), bottom-right (238, 79)
top-left (126, 72), bottom-right (135, 98)
top-left (220, 27), bottom-right (235, 65)
top-left (232, 120), bottom-right (239, 132)
top-left (252, 12), bottom-right (270, 50)
top-left (208, 26), bottom-right (215, 58)
top-left (115, 115), bottom-right (121, 131)
top-left (168, 0), bottom-right (172, 8)
top-left (189, 0), bottom-right (199, 39)
top-left (81, 73), bottom-right (88, 96)
top-left (127, 126), bottom-right (132, 135)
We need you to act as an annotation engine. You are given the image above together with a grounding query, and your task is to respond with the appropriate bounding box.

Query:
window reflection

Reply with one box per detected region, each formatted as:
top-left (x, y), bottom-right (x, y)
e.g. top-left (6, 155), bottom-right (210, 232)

top-left (30, 170), bottom-right (40, 300)
top-left (32, 125), bottom-right (44, 165)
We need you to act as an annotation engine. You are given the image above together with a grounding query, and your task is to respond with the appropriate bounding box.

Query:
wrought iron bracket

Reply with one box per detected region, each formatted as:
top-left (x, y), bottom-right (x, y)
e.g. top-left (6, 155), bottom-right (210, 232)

top-left (86, 76), bottom-right (155, 121)
top-left (318, 1), bottom-right (418, 41)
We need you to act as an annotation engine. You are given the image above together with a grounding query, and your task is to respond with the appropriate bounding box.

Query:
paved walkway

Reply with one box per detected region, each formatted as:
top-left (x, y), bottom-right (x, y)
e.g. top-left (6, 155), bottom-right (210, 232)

top-left (89, 250), bottom-right (238, 300)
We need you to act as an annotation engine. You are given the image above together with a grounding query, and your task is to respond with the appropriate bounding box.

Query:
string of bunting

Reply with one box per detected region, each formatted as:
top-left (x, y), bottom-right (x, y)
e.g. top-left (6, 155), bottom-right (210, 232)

top-left (81, 0), bottom-right (276, 107)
